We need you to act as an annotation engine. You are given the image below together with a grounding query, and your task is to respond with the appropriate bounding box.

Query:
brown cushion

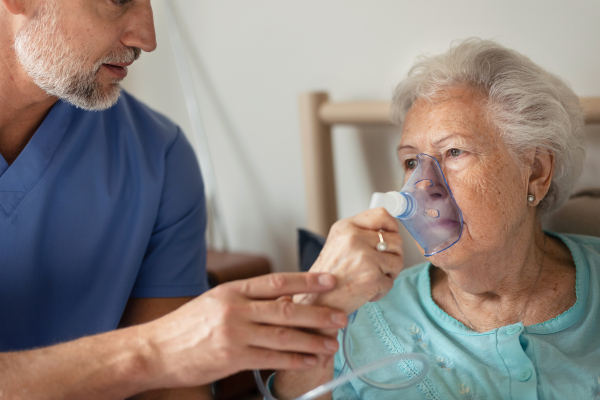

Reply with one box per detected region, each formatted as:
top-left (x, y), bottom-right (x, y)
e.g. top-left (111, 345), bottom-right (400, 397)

top-left (543, 188), bottom-right (600, 236)
top-left (206, 250), bottom-right (271, 287)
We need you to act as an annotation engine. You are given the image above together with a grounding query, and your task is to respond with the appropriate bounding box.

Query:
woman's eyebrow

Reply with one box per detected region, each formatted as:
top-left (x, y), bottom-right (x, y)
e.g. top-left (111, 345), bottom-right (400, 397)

top-left (397, 144), bottom-right (417, 153)
top-left (397, 133), bottom-right (469, 153)
top-left (432, 133), bottom-right (465, 147)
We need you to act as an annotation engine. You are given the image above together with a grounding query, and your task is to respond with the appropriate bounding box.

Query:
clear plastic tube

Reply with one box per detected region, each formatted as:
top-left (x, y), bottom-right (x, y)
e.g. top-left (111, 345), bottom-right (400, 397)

top-left (254, 311), bottom-right (429, 400)
top-left (162, 1), bottom-right (229, 250)
top-left (341, 322), bottom-right (429, 390)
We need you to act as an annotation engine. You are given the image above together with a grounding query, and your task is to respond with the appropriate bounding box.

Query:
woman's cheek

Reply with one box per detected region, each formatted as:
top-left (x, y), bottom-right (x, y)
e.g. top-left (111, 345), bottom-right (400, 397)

top-left (447, 170), bottom-right (500, 224)
top-left (444, 151), bottom-right (477, 171)
top-left (446, 167), bottom-right (489, 202)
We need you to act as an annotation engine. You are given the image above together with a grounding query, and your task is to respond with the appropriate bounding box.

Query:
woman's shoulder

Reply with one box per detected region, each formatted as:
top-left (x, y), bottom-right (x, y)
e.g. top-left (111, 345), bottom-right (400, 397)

top-left (558, 232), bottom-right (600, 246)
top-left (552, 231), bottom-right (600, 248)
top-left (550, 232), bottom-right (600, 270)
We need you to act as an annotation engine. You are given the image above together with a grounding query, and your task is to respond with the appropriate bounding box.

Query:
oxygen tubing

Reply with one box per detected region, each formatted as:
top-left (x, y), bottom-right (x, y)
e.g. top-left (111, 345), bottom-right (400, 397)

top-left (254, 311), bottom-right (429, 400)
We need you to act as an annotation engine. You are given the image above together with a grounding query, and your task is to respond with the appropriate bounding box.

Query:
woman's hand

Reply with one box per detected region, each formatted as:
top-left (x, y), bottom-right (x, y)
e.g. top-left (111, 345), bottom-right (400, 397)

top-left (272, 209), bottom-right (403, 399)
top-left (295, 208), bottom-right (404, 314)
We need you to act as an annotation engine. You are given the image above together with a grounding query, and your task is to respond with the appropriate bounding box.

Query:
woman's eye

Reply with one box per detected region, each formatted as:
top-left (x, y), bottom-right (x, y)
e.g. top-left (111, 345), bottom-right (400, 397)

top-left (449, 148), bottom-right (464, 157)
top-left (405, 159), bottom-right (417, 170)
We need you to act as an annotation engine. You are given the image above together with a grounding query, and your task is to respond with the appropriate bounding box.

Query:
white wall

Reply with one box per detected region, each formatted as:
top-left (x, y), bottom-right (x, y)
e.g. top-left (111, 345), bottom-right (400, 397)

top-left (123, 0), bottom-right (600, 272)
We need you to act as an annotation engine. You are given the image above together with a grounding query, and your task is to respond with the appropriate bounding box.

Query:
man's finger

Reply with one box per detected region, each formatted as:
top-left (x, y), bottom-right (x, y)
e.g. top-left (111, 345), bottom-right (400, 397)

top-left (250, 300), bottom-right (347, 329)
top-left (238, 347), bottom-right (319, 371)
top-left (246, 325), bottom-right (339, 356)
top-left (276, 295), bottom-right (293, 302)
top-left (232, 272), bottom-right (336, 299)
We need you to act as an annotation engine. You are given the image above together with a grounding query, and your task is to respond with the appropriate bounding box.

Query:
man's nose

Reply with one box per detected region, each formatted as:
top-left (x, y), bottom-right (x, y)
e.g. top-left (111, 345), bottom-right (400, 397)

top-left (121, 1), bottom-right (157, 53)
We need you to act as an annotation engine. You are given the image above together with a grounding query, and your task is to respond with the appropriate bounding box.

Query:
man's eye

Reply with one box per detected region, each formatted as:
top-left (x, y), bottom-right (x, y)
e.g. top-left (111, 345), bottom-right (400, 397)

top-left (449, 148), bottom-right (464, 157)
top-left (113, 0), bottom-right (132, 5)
top-left (405, 159), bottom-right (417, 170)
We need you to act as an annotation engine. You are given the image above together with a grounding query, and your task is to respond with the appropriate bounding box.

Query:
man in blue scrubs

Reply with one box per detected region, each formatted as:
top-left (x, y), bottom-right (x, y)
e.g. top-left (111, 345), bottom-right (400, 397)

top-left (0, 0), bottom-right (347, 398)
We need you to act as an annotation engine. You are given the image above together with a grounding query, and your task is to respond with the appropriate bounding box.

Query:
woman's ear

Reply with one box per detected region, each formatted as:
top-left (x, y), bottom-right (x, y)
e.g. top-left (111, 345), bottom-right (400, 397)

top-left (1, 0), bottom-right (26, 15)
top-left (527, 148), bottom-right (555, 207)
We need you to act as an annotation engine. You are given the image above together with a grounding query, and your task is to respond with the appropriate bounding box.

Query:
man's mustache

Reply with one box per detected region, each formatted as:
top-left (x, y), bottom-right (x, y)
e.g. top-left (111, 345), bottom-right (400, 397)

top-left (100, 47), bottom-right (141, 65)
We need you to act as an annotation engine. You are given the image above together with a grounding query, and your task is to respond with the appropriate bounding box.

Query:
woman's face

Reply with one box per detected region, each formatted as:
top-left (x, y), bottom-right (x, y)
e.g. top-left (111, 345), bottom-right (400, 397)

top-left (398, 86), bottom-right (531, 268)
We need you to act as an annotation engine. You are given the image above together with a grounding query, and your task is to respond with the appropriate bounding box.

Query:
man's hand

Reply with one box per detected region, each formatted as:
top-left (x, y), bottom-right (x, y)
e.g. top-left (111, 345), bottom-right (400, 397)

top-left (0, 272), bottom-right (344, 400)
top-left (140, 272), bottom-right (347, 389)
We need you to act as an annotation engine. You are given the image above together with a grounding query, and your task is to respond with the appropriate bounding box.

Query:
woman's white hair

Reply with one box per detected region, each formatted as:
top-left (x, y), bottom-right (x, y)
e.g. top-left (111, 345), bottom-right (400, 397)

top-left (392, 38), bottom-right (586, 214)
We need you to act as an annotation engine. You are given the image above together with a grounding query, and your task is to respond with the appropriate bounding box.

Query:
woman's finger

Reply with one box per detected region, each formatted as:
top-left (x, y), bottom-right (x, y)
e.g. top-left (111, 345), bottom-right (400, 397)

top-left (350, 207), bottom-right (400, 232)
top-left (373, 250), bottom-right (404, 280)
top-left (365, 229), bottom-right (403, 256)
top-left (324, 223), bottom-right (402, 258)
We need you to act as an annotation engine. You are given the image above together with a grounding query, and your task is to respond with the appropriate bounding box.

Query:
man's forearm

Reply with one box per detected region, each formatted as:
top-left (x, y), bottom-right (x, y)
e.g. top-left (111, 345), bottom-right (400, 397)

top-left (0, 325), bottom-right (155, 400)
top-left (0, 273), bottom-right (346, 399)
top-left (127, 386), bottom-right (213, 400)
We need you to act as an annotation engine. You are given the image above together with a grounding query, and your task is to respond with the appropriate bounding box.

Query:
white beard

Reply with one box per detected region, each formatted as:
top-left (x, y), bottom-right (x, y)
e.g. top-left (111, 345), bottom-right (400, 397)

top-left (13, 1), bottom-right (140, 111)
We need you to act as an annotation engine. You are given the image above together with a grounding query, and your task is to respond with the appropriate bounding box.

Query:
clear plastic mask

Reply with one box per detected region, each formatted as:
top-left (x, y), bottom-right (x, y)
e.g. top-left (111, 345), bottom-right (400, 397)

top-left (370, 153), bottom-right (463, 256)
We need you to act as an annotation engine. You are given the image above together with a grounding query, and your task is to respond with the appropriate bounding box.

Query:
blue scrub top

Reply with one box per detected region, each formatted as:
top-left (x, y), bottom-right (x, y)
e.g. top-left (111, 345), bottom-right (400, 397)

top-left (0, 92), bottom-right (209, 351)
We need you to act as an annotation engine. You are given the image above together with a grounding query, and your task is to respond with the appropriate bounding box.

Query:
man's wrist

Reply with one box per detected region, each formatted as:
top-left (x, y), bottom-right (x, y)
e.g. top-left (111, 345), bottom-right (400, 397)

top-left (93, 325), bottom-right (162, 397)
top-left (127, 324), bottom-right (168, 390)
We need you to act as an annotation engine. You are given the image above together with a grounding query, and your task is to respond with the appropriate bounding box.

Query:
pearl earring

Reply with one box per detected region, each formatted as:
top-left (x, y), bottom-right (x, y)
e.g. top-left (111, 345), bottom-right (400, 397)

top-left (527, 194), bottom-right (535, 203)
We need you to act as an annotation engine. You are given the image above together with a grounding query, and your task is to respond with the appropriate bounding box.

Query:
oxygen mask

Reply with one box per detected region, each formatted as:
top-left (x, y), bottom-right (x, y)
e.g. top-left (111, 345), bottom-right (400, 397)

top-left (370, 153), bottom-right (463, 256)
top-left (253, 154), bottom-right (460, 400)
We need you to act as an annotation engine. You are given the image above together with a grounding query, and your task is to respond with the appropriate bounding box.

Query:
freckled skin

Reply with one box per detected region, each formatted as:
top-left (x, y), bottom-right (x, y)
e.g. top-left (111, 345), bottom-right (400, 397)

top-left (401, 88), bottom-right (528, 265)
top-left (399, 86), bottom-right (576, 331)
top-left (272, 85), bottom-right (579, 398)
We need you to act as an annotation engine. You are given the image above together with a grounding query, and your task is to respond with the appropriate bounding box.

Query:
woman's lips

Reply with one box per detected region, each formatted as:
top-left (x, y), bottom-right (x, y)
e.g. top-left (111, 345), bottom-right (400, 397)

top-left (428, 218), bottom-right (460, 229)
top-left (102, 62), bottom-right (133, 79)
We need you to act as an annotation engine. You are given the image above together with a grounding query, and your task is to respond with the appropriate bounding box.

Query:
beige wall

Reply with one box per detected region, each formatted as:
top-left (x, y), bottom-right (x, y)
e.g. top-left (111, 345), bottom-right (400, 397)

top-left (123, 0), bottom-right (600, 272)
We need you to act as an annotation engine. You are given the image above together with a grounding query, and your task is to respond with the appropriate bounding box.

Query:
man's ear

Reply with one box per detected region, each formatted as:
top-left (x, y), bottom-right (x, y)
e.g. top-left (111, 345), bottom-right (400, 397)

top-left (527, 147), bottom-right (555, 207)
top-left (1, 0), bottom-right (26, 15)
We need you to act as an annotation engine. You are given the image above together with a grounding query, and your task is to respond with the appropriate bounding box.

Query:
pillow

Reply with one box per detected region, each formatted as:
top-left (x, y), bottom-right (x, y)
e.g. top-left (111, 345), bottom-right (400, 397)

top-left (543, 187), bottom-right (600, 237)
top-left (297, 228), bottom-right (326, 272)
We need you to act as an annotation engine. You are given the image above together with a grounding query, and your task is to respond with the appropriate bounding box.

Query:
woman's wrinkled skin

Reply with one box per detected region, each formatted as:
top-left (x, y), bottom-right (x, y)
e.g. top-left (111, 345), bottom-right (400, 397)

top-left (295, 85), bottom-right (576, 327)
top-left (399, 86), bottom-right (576, 330)
top-left (274, 85), bottom-right (577, 399)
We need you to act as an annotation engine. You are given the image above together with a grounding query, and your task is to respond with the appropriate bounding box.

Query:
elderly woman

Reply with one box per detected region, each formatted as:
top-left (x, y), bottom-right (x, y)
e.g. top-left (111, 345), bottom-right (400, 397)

top-left (273, 39), bottom-right (600, 399)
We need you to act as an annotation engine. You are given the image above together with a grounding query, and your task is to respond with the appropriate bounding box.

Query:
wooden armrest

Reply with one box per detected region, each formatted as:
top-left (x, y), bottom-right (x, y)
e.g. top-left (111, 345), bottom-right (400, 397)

top-left (206, 250), bottom-right (272, 287)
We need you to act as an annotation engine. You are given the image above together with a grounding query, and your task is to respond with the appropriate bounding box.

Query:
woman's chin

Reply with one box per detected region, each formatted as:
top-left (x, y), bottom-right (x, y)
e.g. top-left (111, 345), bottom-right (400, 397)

top-left (426, 245), bottom-right (467, 270)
